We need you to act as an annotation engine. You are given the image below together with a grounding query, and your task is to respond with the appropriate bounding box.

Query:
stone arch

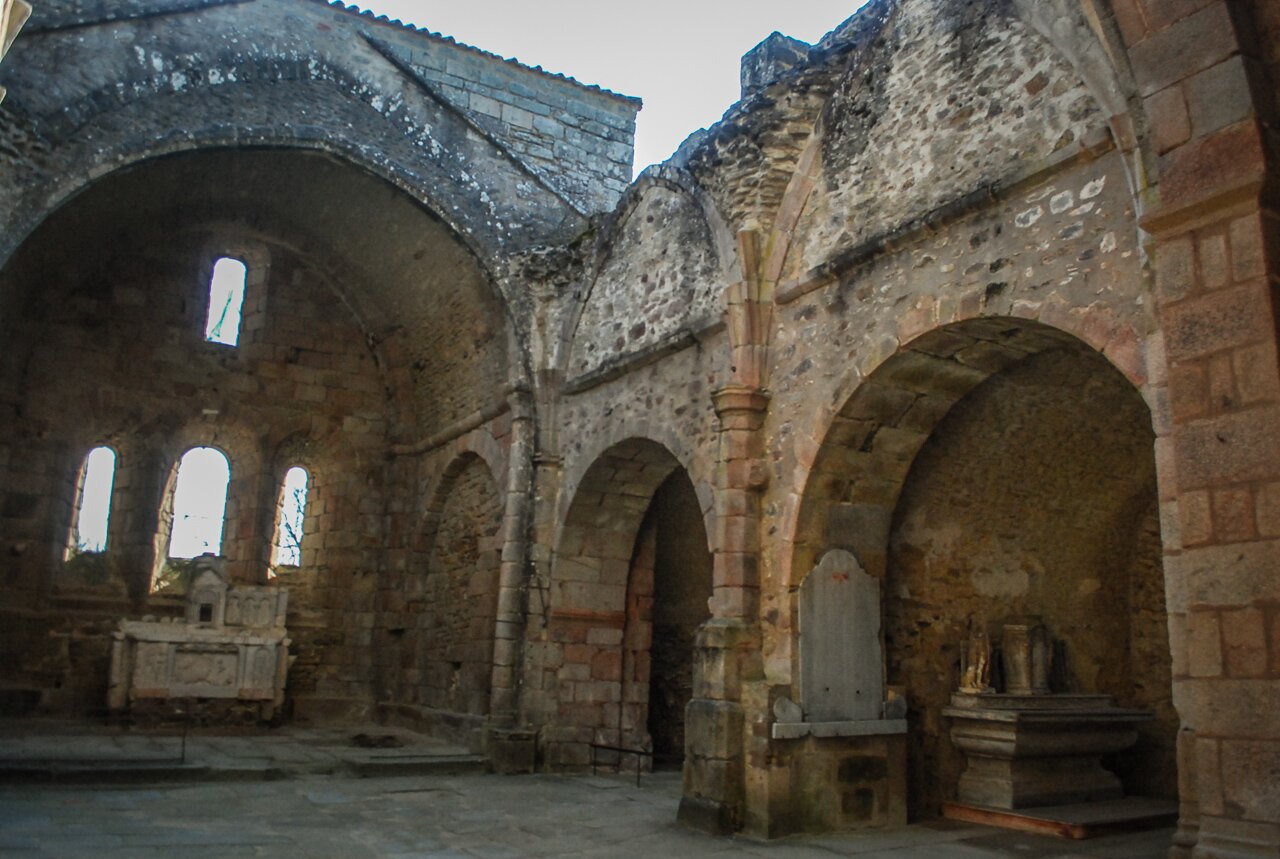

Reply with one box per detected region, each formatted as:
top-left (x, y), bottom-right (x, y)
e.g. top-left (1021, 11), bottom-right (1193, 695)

top-left (0, 47), bottom-right (584, 278)
top-left (417, 448), bottom-right (506, 564)
top-left (556, 429), bottom-right (714, 546)
top-left (779, 0), bottom-right (1120, 284)
top-left (791, 316), bottom-right (1150, 585)
top-left (564, 170), bottom-right (733, 381)
top-left (539, 437), bottom-right (714, 768)
top-left (1, 140), bottom-right (528, 396)
top-left (790, 316), bottom-right (1173, 819)
top-left (382, 450), bottom-right (504, 744)
top-left (417, 432), bottom-right (509, 547)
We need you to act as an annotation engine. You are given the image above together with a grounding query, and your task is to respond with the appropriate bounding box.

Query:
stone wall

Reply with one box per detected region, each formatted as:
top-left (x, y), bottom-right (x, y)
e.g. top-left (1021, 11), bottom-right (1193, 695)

top-left (885, 346), bottom-right (1172, 815)
top-left (376, 454), bottom-right (503, 745)
top-left (3, 0), bottom-right (1280, 852)
top-left (0, 153), bottom-right (391, 713)
top-left (567, 182), bottom-right (723, 381)
top-left (367, 12), bottom-right (638, 214)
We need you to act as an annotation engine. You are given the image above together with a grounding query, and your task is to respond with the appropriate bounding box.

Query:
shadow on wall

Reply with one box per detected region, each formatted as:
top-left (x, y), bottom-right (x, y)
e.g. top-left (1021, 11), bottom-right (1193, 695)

top-left (884, 346), bottom-right (1174, 817)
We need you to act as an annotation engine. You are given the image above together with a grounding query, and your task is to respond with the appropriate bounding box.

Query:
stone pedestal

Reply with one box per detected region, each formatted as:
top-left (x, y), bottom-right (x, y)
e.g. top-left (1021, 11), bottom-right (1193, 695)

top-left (943, 693), bottom-right (1150, 810)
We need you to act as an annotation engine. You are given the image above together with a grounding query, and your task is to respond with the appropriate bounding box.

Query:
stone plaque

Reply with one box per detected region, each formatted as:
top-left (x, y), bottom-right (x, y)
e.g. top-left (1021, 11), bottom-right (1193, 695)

top-left (800, 549), bottom-right (883, 721)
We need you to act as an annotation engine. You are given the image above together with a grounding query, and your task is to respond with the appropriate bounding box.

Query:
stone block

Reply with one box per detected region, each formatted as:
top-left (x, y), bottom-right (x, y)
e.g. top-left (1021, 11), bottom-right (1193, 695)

top-left (1158, 121), bottom-right (1266, 215)
top-left (1130, 4), bottom-right (1237, 97)
top-left (1229, 214), bottom-right (1267, 283)
top-left (1180, 678), bottom-right (1280, 739)
top-left (1173, 404), bottom-right (1280, 488)
top-left (1220, 740), bottom-right (1280, 821)
top-left (1197, 735), bottom-right (1225, 815)
top-left (1198, 231), bottom-right (1229, 289)
top-left (682, 753), bottom-right (743, 804)
top-left (1256, 482), bottom-right (1280, 538)
top-left (1162, 281), bottom-right (1271, 363)
top-left (1155, 235), bottom-right (1195, 302)
top-left (1220, 607), bottom-right (1267, 677)
top-left (1179, 489), bottom-right (1213, 546)
top-left (1146, 85), bottom-right (1191, 154)
top-left (1170, 539), bottom-right (1280, 609)
top-left (1232, 342), bottom-right (1280, 406)
top-left (1111, 0), bottom-right (1147, 44)
top-left (1187, 610), bottom-right (1223, 677)
top-left (1169, 361), bottom-right (1210, 421)
top-left (685, 699), bottom-right (744, 759)
top-left (1210, 487), bottom-right (1254, 542)
top-left (1186, 57), bottom-right (1256, 140)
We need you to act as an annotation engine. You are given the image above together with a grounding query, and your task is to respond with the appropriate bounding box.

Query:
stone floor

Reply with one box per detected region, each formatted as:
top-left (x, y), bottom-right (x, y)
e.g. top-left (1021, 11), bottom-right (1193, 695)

top-left (0, 772), bottom-right (1179, 858)
top-left (0, 720), bottom-right (479, 780)
top-left (0, 721), bottom-right (1175, 858)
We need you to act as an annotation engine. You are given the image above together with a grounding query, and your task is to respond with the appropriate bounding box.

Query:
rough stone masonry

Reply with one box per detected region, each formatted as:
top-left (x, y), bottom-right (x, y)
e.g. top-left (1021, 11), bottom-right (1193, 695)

top-left (1, 0), bottom-right (1279, 855)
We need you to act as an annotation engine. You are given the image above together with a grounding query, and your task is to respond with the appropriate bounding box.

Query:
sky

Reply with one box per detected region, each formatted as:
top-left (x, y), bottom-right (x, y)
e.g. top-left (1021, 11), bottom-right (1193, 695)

top-left (351, 1), bottom-right (871, 173)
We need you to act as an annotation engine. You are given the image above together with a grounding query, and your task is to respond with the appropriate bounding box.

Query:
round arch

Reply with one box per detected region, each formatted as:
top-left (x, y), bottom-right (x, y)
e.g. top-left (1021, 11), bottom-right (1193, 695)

top-left (538, 436), bottom-right (715, 769)
top-left (788, 315), bottom-right (1174, 818)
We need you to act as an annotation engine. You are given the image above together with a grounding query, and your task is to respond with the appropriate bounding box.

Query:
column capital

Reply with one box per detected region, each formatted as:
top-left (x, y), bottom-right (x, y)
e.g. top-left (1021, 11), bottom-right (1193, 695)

top-left (713, 385), bottom-right (770, 418)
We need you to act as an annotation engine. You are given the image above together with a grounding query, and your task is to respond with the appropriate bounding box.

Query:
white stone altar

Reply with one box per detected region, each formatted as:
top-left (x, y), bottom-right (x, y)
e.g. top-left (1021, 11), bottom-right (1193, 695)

top-left (108, 557), bottom-right (291, 721)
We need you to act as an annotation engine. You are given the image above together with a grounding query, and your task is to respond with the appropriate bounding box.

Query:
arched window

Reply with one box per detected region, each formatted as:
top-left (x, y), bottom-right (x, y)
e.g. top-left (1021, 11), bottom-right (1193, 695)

top-left (167, 447), bottom-right (231, 558)
top-left (67, 446), bottom-right (116, 556)
top-left (271, 466), bottom-right (309, 568)
top-left (204, 257), bottom-right (247, 346)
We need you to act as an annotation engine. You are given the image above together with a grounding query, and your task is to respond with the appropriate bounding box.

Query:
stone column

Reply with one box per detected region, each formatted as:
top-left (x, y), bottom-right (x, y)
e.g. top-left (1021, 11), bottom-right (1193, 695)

top-left (488, 383), bottom-right (535, 723)
top-left (678, 384), bottom-right (768, 834)
top-left (1113, 4), bottom-right (1280, 855)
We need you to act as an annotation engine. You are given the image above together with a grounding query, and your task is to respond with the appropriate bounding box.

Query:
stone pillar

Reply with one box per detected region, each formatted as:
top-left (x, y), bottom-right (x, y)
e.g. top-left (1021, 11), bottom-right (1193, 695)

top-left (678, 385), bottom-right (768, 834)
top-left (488, 383), bottom-right (535, 723)
top-left (1137, 33), bottom-right (1279, 859)
top-left (1116, 3), bottom-right (1280, 854)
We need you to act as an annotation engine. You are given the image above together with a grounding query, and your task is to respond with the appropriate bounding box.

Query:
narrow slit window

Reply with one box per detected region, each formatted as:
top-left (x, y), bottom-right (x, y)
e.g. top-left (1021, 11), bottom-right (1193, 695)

top-left (271, 466), bottom-right (309, 568)
top-left (204, 257), bottom-right (247, 346)
top-left (168, 447), bottom-right (231, 558)
top-left (67, 446), bottom-right (116, 556)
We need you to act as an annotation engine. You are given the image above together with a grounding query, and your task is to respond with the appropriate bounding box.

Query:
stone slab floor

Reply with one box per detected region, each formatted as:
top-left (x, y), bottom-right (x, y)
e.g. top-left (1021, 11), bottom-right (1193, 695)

top-left (0, 771), bottom-right (1174, 858)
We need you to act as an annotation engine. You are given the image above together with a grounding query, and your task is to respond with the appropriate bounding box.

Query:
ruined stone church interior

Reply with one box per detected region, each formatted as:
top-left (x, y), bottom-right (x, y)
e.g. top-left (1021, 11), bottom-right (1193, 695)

top-left (0, 0), bottom-right (1278, 856)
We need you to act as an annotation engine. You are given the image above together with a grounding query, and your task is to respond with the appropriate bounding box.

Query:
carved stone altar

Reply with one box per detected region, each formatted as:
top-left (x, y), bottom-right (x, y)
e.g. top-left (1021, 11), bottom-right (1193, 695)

top-left (943, 617), bottom-right (1150, 810)
top-left (943, 692), bottom-right (1151, 808)
top-left (108, 557), bottom-right (291, 721)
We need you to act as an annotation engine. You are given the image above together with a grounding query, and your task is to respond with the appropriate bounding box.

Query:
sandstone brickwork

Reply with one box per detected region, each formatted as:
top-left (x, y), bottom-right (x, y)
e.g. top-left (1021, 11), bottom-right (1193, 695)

top-left (2, 0), bottom-right (1278, 854)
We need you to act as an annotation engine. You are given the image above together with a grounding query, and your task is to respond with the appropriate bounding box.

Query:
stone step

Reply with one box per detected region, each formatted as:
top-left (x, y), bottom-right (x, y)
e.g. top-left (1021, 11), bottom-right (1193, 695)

top-left (0, 752), bottom-right (489, 784)
top-left (942, 796), bottom-right (1180, 840)
top-left (343, 754), bottom-right (489, 778)
top-left (0, 759), bottom-right (227, 784)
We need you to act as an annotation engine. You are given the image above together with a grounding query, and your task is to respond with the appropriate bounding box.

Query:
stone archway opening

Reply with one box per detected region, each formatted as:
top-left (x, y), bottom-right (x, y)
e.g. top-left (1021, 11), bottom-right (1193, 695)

top-left (543, 439), bottom-right (712, 770)
top-left (793, 317), bottom-right (1176, 821)
top-left (626, 470), bottom-right (715, 769)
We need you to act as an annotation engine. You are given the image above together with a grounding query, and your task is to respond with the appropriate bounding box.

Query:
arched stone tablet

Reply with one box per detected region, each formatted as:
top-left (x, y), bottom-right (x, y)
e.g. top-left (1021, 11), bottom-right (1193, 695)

top-left (800, 549), bottom-right (883, 722)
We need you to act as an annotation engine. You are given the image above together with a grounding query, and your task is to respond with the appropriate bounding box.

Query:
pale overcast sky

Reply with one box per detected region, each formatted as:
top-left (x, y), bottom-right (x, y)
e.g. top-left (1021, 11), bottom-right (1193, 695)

top-left (352, 1), bottom-right (870, 174)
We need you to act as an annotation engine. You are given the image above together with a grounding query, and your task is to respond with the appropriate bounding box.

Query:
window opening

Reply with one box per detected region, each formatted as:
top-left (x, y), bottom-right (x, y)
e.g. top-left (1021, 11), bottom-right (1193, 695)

top-left (168, 447), bottom-right (231, 558)
top-left (204, 257), bottom-right (247, 346)
top-left (271, 466), bottom-right (309, 569)
top-left (67, 446), bottom-right (116, 556)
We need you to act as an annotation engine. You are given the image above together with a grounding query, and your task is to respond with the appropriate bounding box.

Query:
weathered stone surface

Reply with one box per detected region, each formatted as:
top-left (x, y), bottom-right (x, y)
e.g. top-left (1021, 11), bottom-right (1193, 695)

top-left (2, 0), bottom-right (1278, 851)
top-left (799, 550), bottom-right (883, 722)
